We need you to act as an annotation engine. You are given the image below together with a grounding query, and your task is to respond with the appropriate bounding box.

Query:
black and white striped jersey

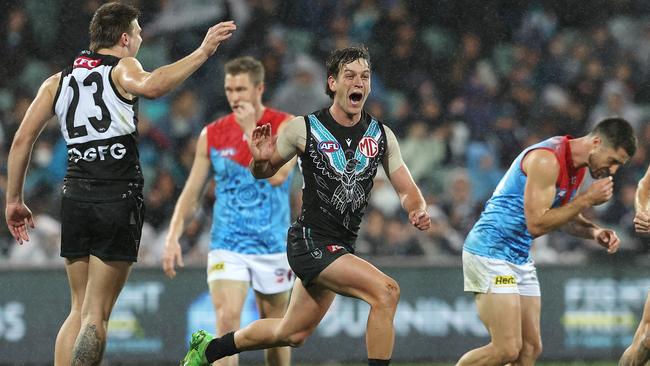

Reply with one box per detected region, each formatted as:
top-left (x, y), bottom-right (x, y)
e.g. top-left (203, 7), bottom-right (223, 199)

top-left (53, 50), bottom-right (142, 185)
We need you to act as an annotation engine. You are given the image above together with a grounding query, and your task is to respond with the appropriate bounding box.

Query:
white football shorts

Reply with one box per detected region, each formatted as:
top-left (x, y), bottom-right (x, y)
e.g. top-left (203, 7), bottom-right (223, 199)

top-left (207, 249), bottom-right (293, 295)
top-left (462, 250), bottom-right (540, 297)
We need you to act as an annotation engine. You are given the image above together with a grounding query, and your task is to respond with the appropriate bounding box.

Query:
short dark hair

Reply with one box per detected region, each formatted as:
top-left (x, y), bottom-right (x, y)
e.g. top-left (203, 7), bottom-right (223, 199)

top-left (325, 45), bottom-right (371, 98)
top-left (89, 2), bottom-right (140, 51)
top-left (224, 56), bottom-right (265, 86)
top-left (591, 117), bottom-right (638, 157)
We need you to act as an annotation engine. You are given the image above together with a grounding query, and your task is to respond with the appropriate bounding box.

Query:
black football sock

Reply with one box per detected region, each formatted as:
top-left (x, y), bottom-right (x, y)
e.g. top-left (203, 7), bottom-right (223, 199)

top-left (205, 332), bottom-right (239, 362)
top-left (368, 358), bottom-right (390, 366)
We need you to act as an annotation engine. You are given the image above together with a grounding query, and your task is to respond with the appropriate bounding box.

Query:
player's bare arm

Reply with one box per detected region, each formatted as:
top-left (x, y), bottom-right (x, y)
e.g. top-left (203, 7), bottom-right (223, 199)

top-left (266, 116), bottom-right (298, 186)
top-left (562, 213), bottom-right (600, 239)
top-left (113, 21), bottom-right (236, 99)
top-left (163, 127), bottom-right (212, 278)
top-left (266, 157), bottom-right (297, 186)
top-left (562, 214), bottom-right (620, 253)
top-left (383, 126), bottom-right (430, 230)
top-left (523, 149), bottom-right (613, 237)
top-left (388, 166), bottom-right (430, 230)
top-left (250, 116), bottom-right (304, 179)
top-left (5, 72), bottom-right (61, 244)
top-left (634, 165), bottom-right (650, 233)
top-left (236, 108), bottom-right (296, 186)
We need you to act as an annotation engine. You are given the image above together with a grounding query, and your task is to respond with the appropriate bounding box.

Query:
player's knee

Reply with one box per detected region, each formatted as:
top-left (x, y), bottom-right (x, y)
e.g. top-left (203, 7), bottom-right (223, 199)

top-left (371, 278), bottom-right (400, 311)
top-left (70, 297), bottom-right (84, 313)
top-left (521, 338), bottom-right (542, 360)
top-left (494, 338), bottom-right (522, 363)
top-left (216, 309), bottom-right (242, 332)
top-left (498, 348), bottom-right (521, 364)
top-left (387, 278), bottom-right (401, 303)
top-left (285, 329), bottom-right (313, 348)
top-left (80, 309), bottom-right (109, 324)
top-left (69, 308), bottom-right (82, 319)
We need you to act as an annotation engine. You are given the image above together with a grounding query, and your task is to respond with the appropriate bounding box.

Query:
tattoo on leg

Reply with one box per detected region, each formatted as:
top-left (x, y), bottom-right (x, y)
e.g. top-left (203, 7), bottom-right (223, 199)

top-left (619, 342), bottom-right (650, 366)
top-left (71, 324), bottom-right (105, 366)
top-left (638, 343), bottom-right (650, 366)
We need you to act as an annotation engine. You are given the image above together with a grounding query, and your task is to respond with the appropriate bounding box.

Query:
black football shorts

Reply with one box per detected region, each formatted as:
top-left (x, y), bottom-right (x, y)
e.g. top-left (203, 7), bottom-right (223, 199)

top-left (60, 194), bottom-right (145, 262)
top-left (286, 226), bottom-right (353, 286)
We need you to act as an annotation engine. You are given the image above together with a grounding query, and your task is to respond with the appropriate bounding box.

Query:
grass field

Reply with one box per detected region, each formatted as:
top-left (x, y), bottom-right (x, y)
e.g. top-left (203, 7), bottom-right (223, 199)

top-left (117, 361), bottom-right (620, 366)
top-left (307, 363), bottom-right (619, 366)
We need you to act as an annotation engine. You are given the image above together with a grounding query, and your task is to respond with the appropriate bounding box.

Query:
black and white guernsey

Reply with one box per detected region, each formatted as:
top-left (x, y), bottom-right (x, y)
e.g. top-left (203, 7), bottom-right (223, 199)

top-left (53, 50), bottom-right (142, 200)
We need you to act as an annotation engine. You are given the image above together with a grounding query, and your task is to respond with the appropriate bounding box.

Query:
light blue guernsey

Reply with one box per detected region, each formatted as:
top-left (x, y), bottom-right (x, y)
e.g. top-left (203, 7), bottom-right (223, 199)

top-left (464, 136), bottom-right (586, 264)
top-left (205, 108), bottom-right (292, 254)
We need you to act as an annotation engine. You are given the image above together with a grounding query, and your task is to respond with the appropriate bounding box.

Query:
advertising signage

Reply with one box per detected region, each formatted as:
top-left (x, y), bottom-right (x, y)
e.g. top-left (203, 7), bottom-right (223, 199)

top-left (0, 266), bottom-right (644, 364)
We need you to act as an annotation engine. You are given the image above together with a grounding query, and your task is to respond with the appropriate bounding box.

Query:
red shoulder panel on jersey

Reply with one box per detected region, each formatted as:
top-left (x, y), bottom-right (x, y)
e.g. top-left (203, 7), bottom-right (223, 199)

top-left (263, 107), bottom-right (291, 134)
top-left (73, 56), bottom-right (102, 69)
top-left (557, 136), bottom-right (586, 205)
top-left (205, 109), bottom-right (290, 168)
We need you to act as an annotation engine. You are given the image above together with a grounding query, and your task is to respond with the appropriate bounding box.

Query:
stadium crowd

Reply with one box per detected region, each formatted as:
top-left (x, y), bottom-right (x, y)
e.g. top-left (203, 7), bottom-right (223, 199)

top-left (1, 0), bottom-right (650, 267)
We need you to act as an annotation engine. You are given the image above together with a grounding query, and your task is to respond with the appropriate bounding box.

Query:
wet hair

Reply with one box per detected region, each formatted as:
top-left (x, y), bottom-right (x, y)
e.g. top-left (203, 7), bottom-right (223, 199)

top-left (224, 56), bottom-right (265, 86)
top-left (324, 45), bottom-right (371, 98)
top-left (590, 117), bottom-right (638, 157)
top-left (89, 2), bottom-right (140, 51)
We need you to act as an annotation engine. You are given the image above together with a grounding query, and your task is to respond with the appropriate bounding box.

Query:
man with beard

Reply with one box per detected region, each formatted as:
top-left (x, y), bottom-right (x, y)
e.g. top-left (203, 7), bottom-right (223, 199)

top-left (457, 117), bottom-right (637, 366)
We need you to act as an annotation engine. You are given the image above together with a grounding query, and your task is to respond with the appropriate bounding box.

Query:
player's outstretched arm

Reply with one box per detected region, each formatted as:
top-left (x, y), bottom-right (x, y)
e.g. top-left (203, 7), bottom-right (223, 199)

top-left (163, 128), bottom-right (211, 278)
top-left (383, 126), bottom-right (430, 230)
top-left (113, 21), bottom-right (236, 99)
top-left (5, 73), bottom-right (60, 244)
top-left (267, 156), bottom-right (297, 186)
top-left (234, 105), bottom-right (297, 185)
top-left (266, 116), bottom-right (297, 186)
top-left (249, 117), bottom-right (303, 179)
top-left (523, 149), bottom-right (613, 237)
top-left (633, 165), bottom-right (650, 233)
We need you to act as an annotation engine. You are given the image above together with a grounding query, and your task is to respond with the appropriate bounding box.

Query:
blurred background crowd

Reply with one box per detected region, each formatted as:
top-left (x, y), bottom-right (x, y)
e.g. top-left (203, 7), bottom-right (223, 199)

top-left (1, 0), bottom-right (650, 268)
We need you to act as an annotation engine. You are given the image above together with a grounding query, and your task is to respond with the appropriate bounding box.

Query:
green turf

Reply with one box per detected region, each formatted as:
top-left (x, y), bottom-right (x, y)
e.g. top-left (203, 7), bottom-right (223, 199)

top-left (296, 363), bottom-right (618, 366)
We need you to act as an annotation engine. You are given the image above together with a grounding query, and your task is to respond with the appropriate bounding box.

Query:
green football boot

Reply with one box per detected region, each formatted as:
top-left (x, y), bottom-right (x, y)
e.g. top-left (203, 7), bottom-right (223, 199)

top-left (180, 329), bottom-right (214, 366)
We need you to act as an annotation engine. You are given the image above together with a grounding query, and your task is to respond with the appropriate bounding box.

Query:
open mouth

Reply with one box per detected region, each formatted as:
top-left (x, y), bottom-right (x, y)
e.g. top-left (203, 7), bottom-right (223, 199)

top-left (349, 92), bottom-right (363, 106)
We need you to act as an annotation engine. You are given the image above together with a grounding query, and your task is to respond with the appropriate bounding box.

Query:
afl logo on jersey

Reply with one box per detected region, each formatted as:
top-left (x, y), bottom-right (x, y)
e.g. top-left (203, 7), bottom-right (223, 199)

top-left (358, 137), bottom-right (378, 158)
top-left (73, 56), bottom-right (102, 69)
top-left (318, 141), bottom-right (340, 153)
